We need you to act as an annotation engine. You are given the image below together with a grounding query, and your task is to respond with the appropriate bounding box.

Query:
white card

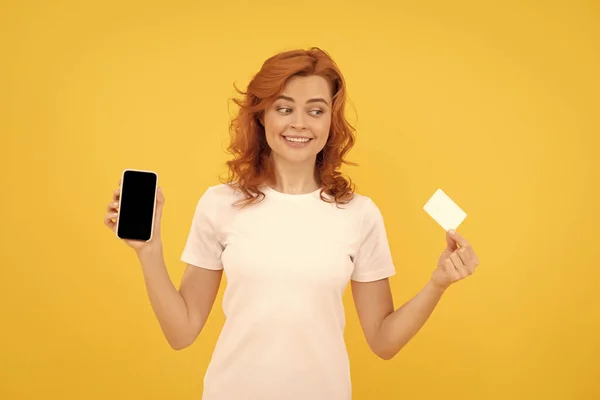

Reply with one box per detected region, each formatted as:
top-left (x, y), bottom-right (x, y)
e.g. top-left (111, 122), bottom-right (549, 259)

top-left (423, 188), bottom-right (467, 231)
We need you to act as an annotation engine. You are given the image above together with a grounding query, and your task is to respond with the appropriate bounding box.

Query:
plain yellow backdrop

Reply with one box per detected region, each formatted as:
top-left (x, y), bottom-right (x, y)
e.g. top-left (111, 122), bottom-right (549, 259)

top-left (1, 0), bottom-right (599, 399)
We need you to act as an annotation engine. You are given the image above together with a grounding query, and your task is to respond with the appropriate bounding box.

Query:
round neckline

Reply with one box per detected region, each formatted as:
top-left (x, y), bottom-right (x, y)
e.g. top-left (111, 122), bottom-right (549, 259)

top-left (262, 184), bottom-right (323, 198)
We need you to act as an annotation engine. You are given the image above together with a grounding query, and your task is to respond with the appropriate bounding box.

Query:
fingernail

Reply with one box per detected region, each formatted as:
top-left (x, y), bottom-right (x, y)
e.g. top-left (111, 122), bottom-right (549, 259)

top-left (449, 229), bottom-right (456, 235)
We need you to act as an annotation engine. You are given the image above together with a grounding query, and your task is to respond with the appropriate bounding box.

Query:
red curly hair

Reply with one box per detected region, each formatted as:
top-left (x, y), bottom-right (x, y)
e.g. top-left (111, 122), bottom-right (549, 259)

top-left (221, 47), bottom-right (357, 207)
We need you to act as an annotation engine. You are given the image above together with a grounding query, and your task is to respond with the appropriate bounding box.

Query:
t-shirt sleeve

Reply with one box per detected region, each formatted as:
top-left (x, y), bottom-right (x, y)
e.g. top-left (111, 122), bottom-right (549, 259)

top-left (351, 198), bottom-right (396, 282)
top-left (180, 186), bottom-right (224, 270)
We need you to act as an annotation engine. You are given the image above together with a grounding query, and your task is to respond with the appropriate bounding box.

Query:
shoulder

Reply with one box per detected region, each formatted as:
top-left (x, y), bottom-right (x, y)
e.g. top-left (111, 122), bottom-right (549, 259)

top-left (344, 192), bottom-right (382, 215)
top-left (192, 183), bottom-right (242, 214)
top-left (345, 193), bottom-right (388, 234)
top-left (203, 182), bottom-right (238, 198)
top-left (199, 183), bottom-right (245, 202)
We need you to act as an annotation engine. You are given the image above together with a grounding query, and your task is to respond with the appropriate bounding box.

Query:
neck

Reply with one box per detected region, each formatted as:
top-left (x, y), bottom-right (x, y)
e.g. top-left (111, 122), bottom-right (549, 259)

top-left (269, 154), bottom-right (319, 194)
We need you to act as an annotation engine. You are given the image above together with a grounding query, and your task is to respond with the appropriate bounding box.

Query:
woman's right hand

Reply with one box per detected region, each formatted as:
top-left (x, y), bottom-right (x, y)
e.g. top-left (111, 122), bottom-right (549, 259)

top-left (104, 179), bottom-right (166, 252)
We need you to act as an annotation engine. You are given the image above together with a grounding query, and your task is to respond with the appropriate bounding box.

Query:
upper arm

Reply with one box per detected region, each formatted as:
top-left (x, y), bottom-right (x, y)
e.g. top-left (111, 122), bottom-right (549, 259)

top-left (179, 264), bottom-right (223, 339)
top-left (350, 198), bottom-right (395, 282)
top-left (351, 278), bottom-right (394, 353)
top-left (350, 198), bottom-right (397, 353)
top-left (178, 186), bottom-right (226, 339)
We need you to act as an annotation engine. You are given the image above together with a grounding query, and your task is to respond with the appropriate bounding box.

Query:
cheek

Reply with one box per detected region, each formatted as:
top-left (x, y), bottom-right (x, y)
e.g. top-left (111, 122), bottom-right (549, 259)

top-left (262, 117), bottom-right (277, 148)
top-left (264, 114), bottom-right (287, 137)
top-left (314, 116), bottom-right (332, 139)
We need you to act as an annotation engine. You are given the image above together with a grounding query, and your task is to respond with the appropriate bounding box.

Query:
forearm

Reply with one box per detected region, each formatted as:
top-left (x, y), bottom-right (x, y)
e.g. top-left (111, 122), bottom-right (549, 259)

top-left (136, 244), bottom-right (193, 349)
top-left (376, 280), bottom-right (446, 359)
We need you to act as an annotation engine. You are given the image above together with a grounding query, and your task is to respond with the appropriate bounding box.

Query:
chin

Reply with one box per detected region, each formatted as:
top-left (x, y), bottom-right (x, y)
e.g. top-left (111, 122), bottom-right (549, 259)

top-left (280, 153), bottom-right (316, 164)
top-left (272, 148), bottom-right (317, 164)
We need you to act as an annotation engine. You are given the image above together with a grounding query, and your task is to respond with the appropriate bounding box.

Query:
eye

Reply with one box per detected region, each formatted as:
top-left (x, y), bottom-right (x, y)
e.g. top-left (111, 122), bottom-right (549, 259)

top-left (309, 109), bottom-right (324, 117)
top-left (277, 106), bottom-right (292, 115)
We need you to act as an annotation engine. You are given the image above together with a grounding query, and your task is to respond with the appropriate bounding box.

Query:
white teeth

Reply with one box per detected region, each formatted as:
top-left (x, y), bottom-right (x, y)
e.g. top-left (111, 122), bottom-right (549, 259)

top-left (285, 137), bottom-right (310, 143)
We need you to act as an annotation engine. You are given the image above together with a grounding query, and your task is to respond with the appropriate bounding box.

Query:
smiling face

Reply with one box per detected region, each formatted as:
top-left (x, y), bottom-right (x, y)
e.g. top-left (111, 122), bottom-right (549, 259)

top-left (263, 74), bottom-right (333, 167)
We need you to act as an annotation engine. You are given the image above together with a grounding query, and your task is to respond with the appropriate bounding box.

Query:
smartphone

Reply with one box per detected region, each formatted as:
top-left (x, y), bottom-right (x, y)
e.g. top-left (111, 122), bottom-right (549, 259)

top-left (116, 169), bottom-right (158, 242)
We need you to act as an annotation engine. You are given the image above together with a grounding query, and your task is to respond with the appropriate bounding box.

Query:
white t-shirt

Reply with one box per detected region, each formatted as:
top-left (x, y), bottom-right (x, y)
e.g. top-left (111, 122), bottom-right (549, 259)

top-left (181, 183), bottom-right (396, 400)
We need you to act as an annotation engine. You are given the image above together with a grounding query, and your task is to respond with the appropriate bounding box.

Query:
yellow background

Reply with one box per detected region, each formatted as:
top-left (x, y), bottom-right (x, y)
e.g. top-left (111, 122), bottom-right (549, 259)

top-left (1, 0), bottom-right (599, 399)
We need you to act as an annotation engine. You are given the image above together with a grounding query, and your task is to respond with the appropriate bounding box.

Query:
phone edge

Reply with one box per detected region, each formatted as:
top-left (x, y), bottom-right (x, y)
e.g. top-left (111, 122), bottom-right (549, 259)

top-left (115, 168), bottom-right (159, 243)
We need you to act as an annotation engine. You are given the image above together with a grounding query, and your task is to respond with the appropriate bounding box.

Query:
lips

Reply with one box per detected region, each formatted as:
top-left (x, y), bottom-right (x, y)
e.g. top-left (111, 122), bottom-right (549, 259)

top-left (281, 134), bottom-right (313, 147)
top-left (282, 134), bottom-right (313, 142)
top-left (282, 135), bottom-right (313, 140)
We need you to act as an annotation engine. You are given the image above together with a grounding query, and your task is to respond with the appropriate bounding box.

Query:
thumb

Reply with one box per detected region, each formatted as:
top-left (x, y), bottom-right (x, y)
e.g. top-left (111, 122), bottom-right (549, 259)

top-left (154, 187), bottom-right (165, 222)
top-left (445, 229), bottom-right (458, 251)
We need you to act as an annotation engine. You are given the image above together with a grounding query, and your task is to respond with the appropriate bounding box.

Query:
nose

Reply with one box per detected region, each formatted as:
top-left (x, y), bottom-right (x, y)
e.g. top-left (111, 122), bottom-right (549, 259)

top-left (290, 112), bottom-right (307, 131)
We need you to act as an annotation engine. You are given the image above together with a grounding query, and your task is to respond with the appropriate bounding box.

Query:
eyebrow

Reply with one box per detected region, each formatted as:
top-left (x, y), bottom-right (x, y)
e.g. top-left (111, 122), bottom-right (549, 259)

top-left (276, 95), bottom-right (329, 106)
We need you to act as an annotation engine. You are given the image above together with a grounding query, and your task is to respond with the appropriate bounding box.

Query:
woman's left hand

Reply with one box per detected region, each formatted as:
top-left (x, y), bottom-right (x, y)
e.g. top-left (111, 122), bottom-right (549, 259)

top-left (431, 229), bottom-right (480, 291)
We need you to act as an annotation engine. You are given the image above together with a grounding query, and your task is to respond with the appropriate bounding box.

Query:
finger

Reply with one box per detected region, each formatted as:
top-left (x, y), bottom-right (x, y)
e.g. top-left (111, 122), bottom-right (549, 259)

top-left (449, 252), bottom-right (463, 272)
top-left (104, 212), bottom-right (118, 231)
top-left (444, 259), bottom-right (461, 281)
top-left (450, 252), bottom-right (470, 278)
top-left (112, 188), bottom-right (120, 202)
top-left (156, 187), bottom-right (165, 205)
top-left (445, 231), bottom-right (458, 252)
top-left (448, 229), bottom-right (471, 249)
top-left (451, 231), bottom-right (479, 266)
top-left (107, 201), bottom-right (119, 212)
top-left (457, 247), bottom-right (475, 273)
top-left (152, 188), bottom-right (165, 234)
top-left (154, 188), bottom-right (164, 216)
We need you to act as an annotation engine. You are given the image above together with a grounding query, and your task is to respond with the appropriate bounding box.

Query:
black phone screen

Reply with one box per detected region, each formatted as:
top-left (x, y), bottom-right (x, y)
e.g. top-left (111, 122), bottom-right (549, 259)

top-left (117, 170), bottom-right (158, 241)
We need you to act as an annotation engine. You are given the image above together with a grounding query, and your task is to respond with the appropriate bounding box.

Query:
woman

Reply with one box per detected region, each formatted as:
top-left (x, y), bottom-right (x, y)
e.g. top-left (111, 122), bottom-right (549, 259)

top-left (104, 47), bottom-right (480, 400)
